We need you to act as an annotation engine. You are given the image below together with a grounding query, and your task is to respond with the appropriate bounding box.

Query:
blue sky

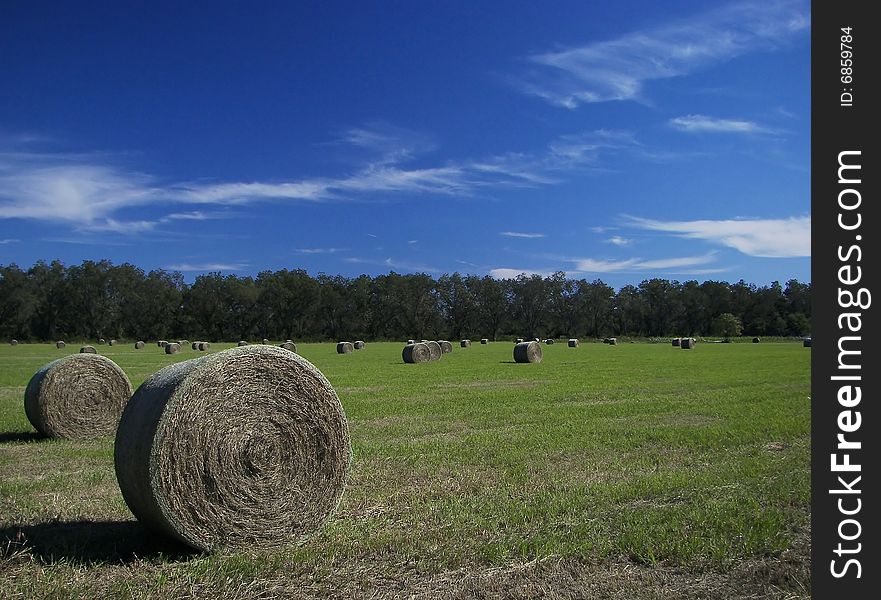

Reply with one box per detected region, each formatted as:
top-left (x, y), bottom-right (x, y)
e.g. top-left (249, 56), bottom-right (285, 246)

top-left (0, 0), bottom-right (810, 287)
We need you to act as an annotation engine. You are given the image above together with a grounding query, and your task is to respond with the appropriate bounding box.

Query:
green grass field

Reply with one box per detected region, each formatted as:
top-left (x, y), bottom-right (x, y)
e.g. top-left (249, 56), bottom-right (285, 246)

top-left (0, 340), bottom-right (810, 598)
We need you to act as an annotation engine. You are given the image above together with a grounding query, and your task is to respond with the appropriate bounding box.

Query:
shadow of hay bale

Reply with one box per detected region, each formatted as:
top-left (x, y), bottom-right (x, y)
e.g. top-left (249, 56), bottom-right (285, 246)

top-left (0, 431), bottom-right (45, 444)
top-left (0, 520), bottom-right (197, 565)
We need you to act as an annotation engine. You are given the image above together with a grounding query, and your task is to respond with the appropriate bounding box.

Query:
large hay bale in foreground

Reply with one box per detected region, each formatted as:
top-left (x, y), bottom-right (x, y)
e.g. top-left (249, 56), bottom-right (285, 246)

top-left (402, 342), bottom-right (431, 364)
top-left (56, 341), bottom-right (66, 349)
top-left (438, 340), bottom-right (453, 354)
top-left (672, 338), bottom-right (681, 347)
top-left (25, 353), bottom-right (133, 439)
top-left (114, 345), bottom-right (351, 551)
top-left (480, 338), bottom-right (488, 344)
top-left (336, 342), bottom-right (354, 354)
top-left (460, 339), bottom-right (471, 348)
top-left (681, 338), bottom-right (695, 349)
top-left (80, 345), bottom-right (97, 354)
top-left (353, 341), bottom-right (365, 350)
top-left (279, 341), bottom-right (297, 352)
top-left (803, 337), bottom-right (812, 348)
top-left (513, 341), bottom-right (542, 363)
top-left (135, 341), bottom-right (145, 350)
top-left (165, 342), bottom-right (182, 355)
top-left (425, 341), bottom-right (442, 361)
top-left (567, 338), bottom-right (579, 348)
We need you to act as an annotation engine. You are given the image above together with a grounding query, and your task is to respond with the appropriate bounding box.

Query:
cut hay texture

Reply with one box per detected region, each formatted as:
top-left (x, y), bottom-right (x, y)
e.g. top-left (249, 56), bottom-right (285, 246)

top-left (402, 342), bottom-right (432, 364)
top-left (165, 342), bottom-right (182, 355)
top-left (460, 339), bottom-right (471, 348)
top-left (672, 338), bottom-right (681, 347)
top-left (425, 341), bottom-right (442, 361)
top-left (438, 340), bottom-right (453, 354)
top-left (513, 341), bottom-right (542, 363)
top-left (158, 340), bottom-right (168, 348)
top-left (567, 338), bottom-right (579, 348)
top-left (56, 341), bottom-right (65, 349)
top-left (25, 353), bottom-right (133, 439)
top-left (545, 339), bottom-right (554, 345)
top-left (135, 341), bottom-right (146, 350)
top-left (803, 337), bottom-right (812, 348)
top-left (198, 342), bottom-right (210, 351)
top-left (336, 342), bottom-right (354, 354)
top-left (753, 337), bottom-right (761, 343)
top-left (113, 345), bottom-right (351, 552)
top-left (279, 341), bottom-right (297, 352)
top-left (480, 338), bottom-right (488, 344)
top-left (80, 345), bottom-right (97, 354)
top-left (681, 338), bottom-right (695, 349)
top-left (353, 341), bottom-right (365, 350)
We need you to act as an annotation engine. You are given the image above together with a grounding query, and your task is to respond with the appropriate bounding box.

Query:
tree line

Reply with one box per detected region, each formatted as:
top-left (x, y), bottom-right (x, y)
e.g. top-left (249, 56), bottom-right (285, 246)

top-left (0, 260), bottom-right (811, 342)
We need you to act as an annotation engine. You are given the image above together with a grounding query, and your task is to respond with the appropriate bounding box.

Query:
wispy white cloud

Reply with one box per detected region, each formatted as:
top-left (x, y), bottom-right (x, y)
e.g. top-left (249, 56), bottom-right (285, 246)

top-left (295, 247), bottom-right (346, 254)
top-left (489, 268), bottom-right (558, 279)
top-left (336, 122), bottom-right (436, 165)
top-left (343, 257), bottom-right (440, 273)
top-left (407, 239), bottom-right (418, 244)
top-left (0, 238), bottom-right (19, 244)
top-left (626, 215), bottom-right (810, 257)
top-left (572, 252), bottom-right (718, 273)
top-left (668, 114), bottom-right (773, 134)
top-left (165, 262), bottom-right (248, 272)
top-left (517, 0), bottom-right (809, 107)
top-left (500, 231), bottom-right (545, 239)
top-left (606, 235), bottom-right (632, 246)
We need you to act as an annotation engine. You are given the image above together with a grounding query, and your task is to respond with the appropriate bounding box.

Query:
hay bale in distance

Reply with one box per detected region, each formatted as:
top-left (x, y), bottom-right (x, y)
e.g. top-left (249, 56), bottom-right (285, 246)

top-left (803, 337), bottom-right (812, 348)
top-left (336, 342), bottom-right (354, 354)
top-left (681, 338), bottom-right (695, 349)
top-left (460, 339), bottom-right (471, 348)
top-left (545, 339), bottom-right (554, 345)
top-left (135, 341), bottom-right (146, 350)
top-left (425, 341), bottom-right (442, 361)
top-left (158, 340), bottom-right (168, 348)
top-left (79, 345), bottom-right (97, 354)
top-left (165, 342), bottom-right (182, 355)
top-left (98, 338), bottom-right (106, 345)
top-left (25, 353), bottom-right (133, 439)
top-left (109, 339), bottom-right (116, 346)
top-left (672, 338), bottom-right (681, 347)
top-left (56, 341), bottom-right (65, 349)
top-left (567, 338), bottom-right (579, 348)
top-left (607, 337), bottom-right (618, 346)
top-left (353, 341), bottom-right (365, 350)
top-left (237, 341), bottom-right (248, 347)
top-left (10, 339), bottom-right (18, 346)
top-left (515, 338), bottom-right (524, 344)
top-left (263, 338), bottom-right (269, 345)
top-left (114, 345), bottom-right (351, 551)
top-left (753, 337), bottom-right (761, 343)
top-left (402, 342), bottom-right (431, 364)
top-left (513, 341), bottom-right (542, 364)
top-left (191, 342), bottom-right (200, 350)
top-left (407, 339), bottom-right (416, 345)
top-left (178, 340), bottom-right (189, 347)
top-left (279, 341), bottom-right (297, 352)
top-left (198, 342), bottom-right (210, 351)
top-left (480, 338), bottom-right (488, 344)
top-left (438, 340), bottom-right (453, 354)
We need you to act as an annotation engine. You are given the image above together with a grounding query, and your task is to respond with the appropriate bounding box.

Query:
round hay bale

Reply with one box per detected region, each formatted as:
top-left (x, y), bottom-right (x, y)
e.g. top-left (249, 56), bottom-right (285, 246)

top-left (425, 341), bottom-right (442, 361)
top-left (109, 339), bottom-right (116, 346)
top-left (178, 340), bottom-right (189, 347)
top-left (10, 339), bottom-right (18, 346)
top-left (198, 342), bottom-right (210, 351)
top-left (279, 341), bottom-right (297, 352)
top-left (165, 342), bottom-right (182, 355)
top-left (191, 342), bottom-right (200, 350)
top-left (402, 342), bottom-right (431, 364)
top-left (803, 337), bottom-right (812, 348)
top-left (672, 338), bottom-right (681, 347)
top-left (460, 339), bottom-right (471, 348)
top-left (567, 338), bottom-right (579, 348)
top-left (113, 345), bottom-right (351, 552)
top-left (480, 338), bottom-right (488, 344)
top-left (515, 338), bottom-right (524, 344)
top-left (237, 340), bottom-right (248, 347)
top-left (79, 345), bottom-right (97, 354)
top-left (533, 337), bottom-right (540, 343)
top-left (513, 341), bottom-right (542, 363)
top-left (353, 341), bottom-right (365, 350)
top-left (438, 340), bottom-right (453, 354)
top-left (56, 341), bottom-right (65, 349)
top-left (24, 353), bottom-right (133, 439)
top-left (407, 339), bottom-right (416, 345)
top-left (608, 337), bottom-right (618, 346)
top-left (421, 340), bottom-right (429, 343)
top-left (98, 338), bottom-right (106, 345)
top-left (135, 341), bottom-right (146, 350)
top-left (158, 340), bottom-right (168, 348)
top-left (681, 338), bottom-right (695, 349)
top-left (336, 342), bottom-right (354, 354)
top-left (545, 339), bottom-right (555, 345)
top-left (262, 338), bottom-right (269, 345)
top-left (752, 337), bottom-right (761, 343)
